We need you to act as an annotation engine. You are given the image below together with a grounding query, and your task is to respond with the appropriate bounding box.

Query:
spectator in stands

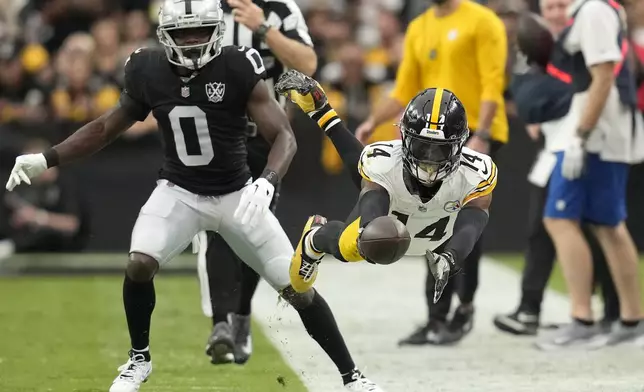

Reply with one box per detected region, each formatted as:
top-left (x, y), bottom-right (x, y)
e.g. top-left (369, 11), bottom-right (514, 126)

top-left (493, 0), bottom-right (619, 336)
top-left (536, 0), bottom-right (644, 350)
top-left (50, 50), bottom-right (119, 124)
top-left (120, 10), bottom-right (157, 58)
top-left (91, 17), bottom-right (122, 87)
top-left (0, 139), bottom-right (88, 254)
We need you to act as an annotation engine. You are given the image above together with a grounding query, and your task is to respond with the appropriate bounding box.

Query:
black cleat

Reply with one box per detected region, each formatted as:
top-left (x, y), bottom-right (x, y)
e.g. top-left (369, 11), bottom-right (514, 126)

top-left (398, 319), bottom-right (460, 346)
top-left (493, 310), bottom-right (539, 336)
top-left (230, 314), bottom-right (252, 364)
top-left (448, 304), bottom-right (475, 339)
top-left (205, 321), bottom-right (235, 364)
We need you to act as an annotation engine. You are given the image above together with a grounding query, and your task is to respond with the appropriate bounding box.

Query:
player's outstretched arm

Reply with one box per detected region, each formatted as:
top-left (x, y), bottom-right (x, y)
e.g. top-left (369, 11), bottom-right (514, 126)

top-left (5, 105), bottom-right (137, 191)
top-left (426, 193), bottom-right (491, 303)
top-left (275, 70), bottom-right (364, 188)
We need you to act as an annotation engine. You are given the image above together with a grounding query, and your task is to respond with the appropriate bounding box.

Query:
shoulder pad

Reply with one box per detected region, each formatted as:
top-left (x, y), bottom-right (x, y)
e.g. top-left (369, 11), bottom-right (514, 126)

top-left (124, 47), bottom-right (149, 72)
top-left (358, 140), bottom-right (400, 184)
top-left (460, 147), bottom-right (498, 203)
top-left (227, 45), bottom-right (267, 77)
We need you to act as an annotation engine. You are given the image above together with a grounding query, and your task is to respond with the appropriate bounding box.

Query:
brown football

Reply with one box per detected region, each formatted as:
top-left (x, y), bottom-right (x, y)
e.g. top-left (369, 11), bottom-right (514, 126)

top-left (359, 216), bottom-right (411, 265)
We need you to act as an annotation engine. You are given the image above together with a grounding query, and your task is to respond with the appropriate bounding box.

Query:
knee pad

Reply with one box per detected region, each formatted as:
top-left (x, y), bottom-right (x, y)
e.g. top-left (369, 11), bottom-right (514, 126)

top-left (127, 252), bottom-right (159, 282)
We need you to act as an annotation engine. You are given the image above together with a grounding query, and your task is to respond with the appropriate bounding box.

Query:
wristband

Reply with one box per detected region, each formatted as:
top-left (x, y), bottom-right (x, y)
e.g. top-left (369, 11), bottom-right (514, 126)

top-left (310, 105), bottom-right (340, 133)
top-left (43, 148), bottom-right (60, 168)
top-left (261, 169), bottom-right (279, 187)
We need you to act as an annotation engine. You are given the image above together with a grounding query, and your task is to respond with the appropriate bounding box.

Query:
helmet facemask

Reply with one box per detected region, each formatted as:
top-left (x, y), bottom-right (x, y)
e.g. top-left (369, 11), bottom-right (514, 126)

top-left (400, 127), bottom-right (466, 186)
top-left (157, 15), bottom-right (225, 70)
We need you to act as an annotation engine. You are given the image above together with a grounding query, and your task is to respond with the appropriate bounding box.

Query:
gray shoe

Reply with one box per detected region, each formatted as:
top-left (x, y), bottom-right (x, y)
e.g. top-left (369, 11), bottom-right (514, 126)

top-left (586, 322), bottom-right (644, 350)
top-left (205, 321), bottom-right (234, 364)
top-left (534, 320), bottom-right (598, 351)
top-left (230, 314), bottom-right (252, 364)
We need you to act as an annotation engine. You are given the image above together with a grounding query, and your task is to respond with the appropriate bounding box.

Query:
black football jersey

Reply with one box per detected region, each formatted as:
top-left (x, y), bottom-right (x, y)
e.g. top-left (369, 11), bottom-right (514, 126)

top-left (119, 46), bottom-right (267, 196)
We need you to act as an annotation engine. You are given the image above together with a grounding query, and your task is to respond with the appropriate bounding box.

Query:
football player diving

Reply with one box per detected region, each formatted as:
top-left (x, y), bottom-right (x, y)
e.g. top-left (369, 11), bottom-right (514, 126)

top-left (5, 1), bottom-right (384, 392)
top-left (275, 70), bottom-right (498, 306)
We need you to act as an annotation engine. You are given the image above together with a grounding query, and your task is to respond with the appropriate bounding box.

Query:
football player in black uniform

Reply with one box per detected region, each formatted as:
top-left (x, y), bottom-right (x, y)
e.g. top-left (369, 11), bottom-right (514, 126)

top-left (4, 1), bottom-right (383, 391)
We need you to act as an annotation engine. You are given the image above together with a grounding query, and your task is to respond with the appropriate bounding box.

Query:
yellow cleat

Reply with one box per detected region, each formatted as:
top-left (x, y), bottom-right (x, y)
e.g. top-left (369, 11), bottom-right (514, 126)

top-left (290, 215), bottom-right (327, 293)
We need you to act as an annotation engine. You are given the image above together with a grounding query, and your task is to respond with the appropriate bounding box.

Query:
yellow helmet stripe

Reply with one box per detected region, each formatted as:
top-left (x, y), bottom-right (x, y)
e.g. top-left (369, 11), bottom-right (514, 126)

top-left (429, 88), bottom-right (444, 130)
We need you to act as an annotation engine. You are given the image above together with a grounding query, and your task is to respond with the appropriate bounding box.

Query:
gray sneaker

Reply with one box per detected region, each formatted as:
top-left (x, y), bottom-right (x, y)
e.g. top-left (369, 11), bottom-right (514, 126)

top-left (205, 321), bottom-right (235, 364)
top-left (230, 314), bottom-right (252, 364)
top-left (586, 322), bottom-right (644, 350)
top-left (534, 320), bottom-right (598, 351)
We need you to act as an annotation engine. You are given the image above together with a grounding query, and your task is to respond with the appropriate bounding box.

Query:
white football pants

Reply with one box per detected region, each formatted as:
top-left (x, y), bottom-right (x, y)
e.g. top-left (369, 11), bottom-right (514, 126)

top-left (130, 180), bottom-right (293, 292)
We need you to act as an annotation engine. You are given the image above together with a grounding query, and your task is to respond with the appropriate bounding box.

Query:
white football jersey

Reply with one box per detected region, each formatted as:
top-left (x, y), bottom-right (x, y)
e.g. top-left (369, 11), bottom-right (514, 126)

top-left (357, 140), bottom-right (498, 256)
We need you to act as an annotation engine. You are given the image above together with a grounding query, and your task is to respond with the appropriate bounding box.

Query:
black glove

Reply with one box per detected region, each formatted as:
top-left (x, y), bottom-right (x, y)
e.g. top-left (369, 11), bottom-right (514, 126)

top-left (274, 70), bottom-right (328, 114)
top-left (425, 250), bottom-right (459, 303)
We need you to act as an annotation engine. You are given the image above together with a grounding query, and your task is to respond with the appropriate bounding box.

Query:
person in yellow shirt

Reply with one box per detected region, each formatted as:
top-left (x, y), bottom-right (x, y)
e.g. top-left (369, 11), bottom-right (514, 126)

top-left (355, 0), bottom-right (508, 347)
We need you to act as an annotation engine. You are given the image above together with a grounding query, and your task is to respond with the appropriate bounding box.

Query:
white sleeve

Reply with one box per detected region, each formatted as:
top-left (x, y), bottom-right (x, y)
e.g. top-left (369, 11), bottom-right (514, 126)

top-left (576, 1), bottom-right (622, 67)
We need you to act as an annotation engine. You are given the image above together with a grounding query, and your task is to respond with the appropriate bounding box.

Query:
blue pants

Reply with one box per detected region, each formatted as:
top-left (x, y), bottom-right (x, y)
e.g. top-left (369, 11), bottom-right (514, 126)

top-left (544, 153), bottom-right (629, 227)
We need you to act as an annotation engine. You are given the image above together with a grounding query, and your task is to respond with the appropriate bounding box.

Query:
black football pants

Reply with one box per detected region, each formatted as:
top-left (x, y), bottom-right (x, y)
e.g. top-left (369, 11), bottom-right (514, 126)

top-left (425, 139), bottom-right (503, 323)
top-left (519, 182), bottom-right (619, 319)
top-left (204, 136), bottom-right (276, 322)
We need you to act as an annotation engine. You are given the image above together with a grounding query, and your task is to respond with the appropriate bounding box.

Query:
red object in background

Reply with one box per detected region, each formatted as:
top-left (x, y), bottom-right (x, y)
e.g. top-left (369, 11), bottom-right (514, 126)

top-left (635, 42), bottom-right (644, 112)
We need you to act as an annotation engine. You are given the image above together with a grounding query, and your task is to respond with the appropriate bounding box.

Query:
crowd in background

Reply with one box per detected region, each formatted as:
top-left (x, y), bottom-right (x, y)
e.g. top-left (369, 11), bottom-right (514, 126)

top-left (1, 0), bottom-right (644, 255)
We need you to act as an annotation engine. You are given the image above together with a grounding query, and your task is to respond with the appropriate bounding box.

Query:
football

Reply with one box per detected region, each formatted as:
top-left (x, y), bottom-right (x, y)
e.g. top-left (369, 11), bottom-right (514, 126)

top-left (359, 216), bottom-right (411, 265)
top-left (517, 12), bottom-right (555, 69)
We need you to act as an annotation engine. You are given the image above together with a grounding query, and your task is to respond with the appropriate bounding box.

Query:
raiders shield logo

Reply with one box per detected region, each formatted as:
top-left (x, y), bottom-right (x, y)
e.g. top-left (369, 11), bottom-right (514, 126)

top-left (205, 82), bottom-right (225, 103)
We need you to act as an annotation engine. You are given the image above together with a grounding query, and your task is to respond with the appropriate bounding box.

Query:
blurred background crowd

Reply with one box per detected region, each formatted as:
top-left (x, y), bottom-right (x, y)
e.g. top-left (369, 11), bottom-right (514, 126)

top-left (0, 0), bottom-right (644, 256)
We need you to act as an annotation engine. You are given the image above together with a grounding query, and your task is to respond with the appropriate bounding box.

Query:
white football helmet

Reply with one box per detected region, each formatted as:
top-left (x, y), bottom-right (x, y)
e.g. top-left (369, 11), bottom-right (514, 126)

top-left (157, 0), bottom-right (226, 70)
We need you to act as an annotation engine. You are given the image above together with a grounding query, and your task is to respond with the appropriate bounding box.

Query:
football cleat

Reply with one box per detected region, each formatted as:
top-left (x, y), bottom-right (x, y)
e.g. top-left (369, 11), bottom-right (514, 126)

top-left (230, 313), bottom-right (252, 364)
top-left (344, 370), bottom-right (385, 392)
top-left (493, 310), bottom-right (539, 336)
top-left (109, 350), bottom-right (152, 392)
top-left (289, 215), bottom-right (327, 293)
top-left (398, 319), bottom-right (461, 346)
top-left (448, 304), bottom-right (475, 339)
top-left (205, 321), bottom-right (235, 364)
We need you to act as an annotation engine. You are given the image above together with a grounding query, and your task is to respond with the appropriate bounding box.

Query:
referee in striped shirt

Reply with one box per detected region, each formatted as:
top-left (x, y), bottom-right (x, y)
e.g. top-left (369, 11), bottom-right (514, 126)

top-left (192, 0), bottom-right (318, 365)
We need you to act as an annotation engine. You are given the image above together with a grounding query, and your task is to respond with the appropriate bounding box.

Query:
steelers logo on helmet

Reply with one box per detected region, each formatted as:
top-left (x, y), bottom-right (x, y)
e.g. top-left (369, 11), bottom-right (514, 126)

top-left (399, 87), bottom-right (469, 185)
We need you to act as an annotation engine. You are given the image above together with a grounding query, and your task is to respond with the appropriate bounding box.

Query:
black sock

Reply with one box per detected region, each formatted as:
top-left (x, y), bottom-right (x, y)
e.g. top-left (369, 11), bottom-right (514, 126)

top-left (123, 275), bottom-right (156, 351)
top-left (238, 263), bottom-right (260, 316)
top-left (621, 319), bottom-right (640, 328)
top-left (296, 290), bottom-right (355, 375)
top-left (574, 317), bottom-right (594, 326)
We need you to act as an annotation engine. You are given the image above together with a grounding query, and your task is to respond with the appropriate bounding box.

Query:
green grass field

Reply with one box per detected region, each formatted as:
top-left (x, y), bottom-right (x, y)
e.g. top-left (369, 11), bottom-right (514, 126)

top-left (0, 275), bottom-right (307, 392)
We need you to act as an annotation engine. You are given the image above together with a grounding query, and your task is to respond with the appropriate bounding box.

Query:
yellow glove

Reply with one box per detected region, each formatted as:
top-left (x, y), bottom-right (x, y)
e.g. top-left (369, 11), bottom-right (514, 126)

top-left (275, 70), bottom-right (329, 114)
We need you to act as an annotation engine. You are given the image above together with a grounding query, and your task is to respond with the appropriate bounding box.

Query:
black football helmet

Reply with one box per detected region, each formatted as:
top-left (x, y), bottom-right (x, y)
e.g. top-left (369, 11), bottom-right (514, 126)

top-left (399, 88), bottom-right (469, 185)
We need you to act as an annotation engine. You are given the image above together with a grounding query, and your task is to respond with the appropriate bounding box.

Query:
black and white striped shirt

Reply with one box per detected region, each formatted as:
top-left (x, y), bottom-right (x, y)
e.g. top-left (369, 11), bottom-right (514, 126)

top-left (221, 0), bottom-right (313, 107)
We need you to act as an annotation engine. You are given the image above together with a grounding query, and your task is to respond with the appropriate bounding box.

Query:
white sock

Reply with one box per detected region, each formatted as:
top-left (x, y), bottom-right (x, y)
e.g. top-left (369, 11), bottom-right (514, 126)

top-left (303, 227), bottom-right (323, 260)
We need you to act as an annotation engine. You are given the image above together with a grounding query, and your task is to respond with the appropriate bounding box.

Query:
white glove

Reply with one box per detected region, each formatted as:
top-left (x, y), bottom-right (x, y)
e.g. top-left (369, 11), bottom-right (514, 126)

top-left (425, 250), bottom-right (457, 304)
top-left (5, 153), bottom-right (48, 191)
top-left (233, 178), bottom-right (275, 228)
top-left (561, 136), bottom-right (586, 180)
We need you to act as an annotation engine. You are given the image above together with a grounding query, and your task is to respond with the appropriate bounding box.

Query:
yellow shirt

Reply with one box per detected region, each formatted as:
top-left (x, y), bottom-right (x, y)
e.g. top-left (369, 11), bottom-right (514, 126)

top-left (391, 0), bottom-right (509, 143)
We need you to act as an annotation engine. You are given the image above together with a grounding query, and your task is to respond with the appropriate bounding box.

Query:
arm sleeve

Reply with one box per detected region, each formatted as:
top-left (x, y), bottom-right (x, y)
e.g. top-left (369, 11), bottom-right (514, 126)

top-left (475, 13), bottom-right (508, 102)
top-left (390, 21), bottom-right (421, 106)
top-left (444, 207), bottom-right (489, 267)
top-left (277, 0), bottom-right (313, 46)
top-left (577, 2), bottom-right (622, 67)
top-left (119, 50), bottom-right (152, 122)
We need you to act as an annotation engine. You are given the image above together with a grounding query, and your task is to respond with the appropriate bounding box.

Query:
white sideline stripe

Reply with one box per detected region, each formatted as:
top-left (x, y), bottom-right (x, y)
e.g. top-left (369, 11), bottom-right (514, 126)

top-left (252, 257), bottom-right (644, 392)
